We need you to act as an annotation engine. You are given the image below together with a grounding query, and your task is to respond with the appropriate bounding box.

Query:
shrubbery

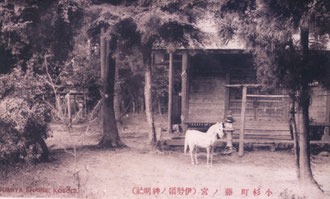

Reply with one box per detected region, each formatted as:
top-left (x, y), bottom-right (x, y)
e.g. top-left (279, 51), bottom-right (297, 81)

top-left (0, 68), bottom-right (51, 163)
top-left (0, 120), bottom-right (23, 162)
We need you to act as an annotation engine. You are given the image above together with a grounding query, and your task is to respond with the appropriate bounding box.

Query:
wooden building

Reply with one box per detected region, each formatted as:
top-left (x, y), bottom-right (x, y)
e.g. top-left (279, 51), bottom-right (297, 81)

top-left (153, 48), bottom-right (330, 153)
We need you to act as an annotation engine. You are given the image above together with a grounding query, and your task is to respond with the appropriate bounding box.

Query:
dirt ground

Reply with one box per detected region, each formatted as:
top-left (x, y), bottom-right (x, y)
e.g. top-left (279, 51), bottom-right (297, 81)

top-left (0, 113), bottom-right (329, 199)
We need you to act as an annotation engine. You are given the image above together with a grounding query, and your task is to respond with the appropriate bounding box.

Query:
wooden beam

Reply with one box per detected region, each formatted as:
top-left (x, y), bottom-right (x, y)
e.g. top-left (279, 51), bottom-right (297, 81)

top-left (226, 84), bottom-right (260, 88)
top-left (168, 52), bottom-right (174, 133)
top-left (246, 94), bottom-right (289, 98)
top-left (152, 49), bottom-right (246, 55)
top-left (181, 52), bottom-right (188, 133)
top-left (239, 86), bottom-right (247, 157)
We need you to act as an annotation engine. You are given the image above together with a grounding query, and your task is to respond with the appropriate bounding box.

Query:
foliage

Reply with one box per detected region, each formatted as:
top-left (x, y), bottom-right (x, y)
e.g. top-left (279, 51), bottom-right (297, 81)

top-left (0, 0), bottom-right (80, 71)
top-left (0, 0), bottom-right (87, 96)
top-left (118, 70), bottom-right (145, 113)
top-left (74, 1), bottom-right (205, 117)
top-left (70, 17), bottom-right (103, 111)
top-left (0, 0), bottom-right (105, 125)
top-left (84, 0), bottom-right (208, 112)
top-left (0, 120), bottom-right (23, 163)
top-left (152, 62), bottom-right (181, 110)
top-left (0, 67), bottom-right (51, 162)
top-left (217, 0), bottom-right (330, 93)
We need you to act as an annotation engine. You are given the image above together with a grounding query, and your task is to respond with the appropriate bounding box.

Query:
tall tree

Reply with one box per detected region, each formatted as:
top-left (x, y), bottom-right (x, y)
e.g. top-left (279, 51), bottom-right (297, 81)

top-left (98, 30), bottom-right (124, 147)
top-left (86, 0), bottom-right (204, 149)
top-left (217, 0), bottom-right (330, 192)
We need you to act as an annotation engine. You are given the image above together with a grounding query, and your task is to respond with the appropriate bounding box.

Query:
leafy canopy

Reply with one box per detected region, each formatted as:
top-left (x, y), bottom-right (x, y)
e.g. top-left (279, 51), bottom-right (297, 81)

top-left (217, 0), bottom-right (330, 93)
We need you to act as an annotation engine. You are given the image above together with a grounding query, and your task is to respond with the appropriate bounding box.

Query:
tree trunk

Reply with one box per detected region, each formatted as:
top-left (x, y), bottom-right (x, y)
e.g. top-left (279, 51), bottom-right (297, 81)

top-left (143, 50), bottom-right (158, 149)
top-left (289, 97), bottom-right (300, 178)
top-left (39, 138), bottom-right (49, 161)
top-left (55, 95), bottom-right (63, 119)
top-left (158, 99), bottom-right (163, 118)
top-left (296, 88), bottom-right (313, 182)
top-left (295, 28), bottom-right (322, 193)
top-left (98, 35), bottom-right (124, 148)
top-left (100, 27), bottom-right (106, 80)
top-left (295, 87), bottom-right (323, 196)
top-left (114, 63), bottom-right (121, 121)
top-left (139, 97), bottom-right (144, 113)
top-left (132, 97), bottom-right (136, 113)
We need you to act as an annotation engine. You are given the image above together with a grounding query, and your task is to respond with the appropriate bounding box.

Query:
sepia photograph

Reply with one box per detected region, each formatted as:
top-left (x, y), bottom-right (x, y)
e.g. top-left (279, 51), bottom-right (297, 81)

top-left (0, 0), bottom-right (329, 198)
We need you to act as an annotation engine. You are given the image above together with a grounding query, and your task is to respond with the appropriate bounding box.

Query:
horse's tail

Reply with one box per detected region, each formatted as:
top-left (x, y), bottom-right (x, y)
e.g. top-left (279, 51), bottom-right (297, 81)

top-left (184, 131), bottom-right (188, 154)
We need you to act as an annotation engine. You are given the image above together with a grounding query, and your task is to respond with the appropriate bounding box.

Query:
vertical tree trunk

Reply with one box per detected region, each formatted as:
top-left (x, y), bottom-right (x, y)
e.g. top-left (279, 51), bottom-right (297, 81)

top-left (181, 52), bottom-right (188, 133)
top-left (55, 95), bottom-right (63, 119)
top-left (98, 34), bottom-right (124, 148)
top-left (114, 63), bottom-right (121, 121)
top-left (100, 28), bottom-right (106, 80)
top-left (296, 88), bottom-right (313, 182)
top-left (143, 49), bottom-right (158, 149)
top-left (132, 99), bottom-right (136, 113)
top-left (298, 28), bottom-right (313, 183)
top-left (296, 28), bottom-right (321, 192)
top-left (289, 97), bottom-right (300, 178)
top-left (139, 97), bottom-right (145, 113)
top-left (158, 99), bottom-right (163, 118)
top-left (39, 138), bottom-right (49, 161)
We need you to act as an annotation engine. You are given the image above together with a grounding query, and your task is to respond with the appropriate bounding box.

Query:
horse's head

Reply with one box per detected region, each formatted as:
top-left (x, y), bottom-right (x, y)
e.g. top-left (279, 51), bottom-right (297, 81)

top-left (214, 122), bottom-right (225, 139)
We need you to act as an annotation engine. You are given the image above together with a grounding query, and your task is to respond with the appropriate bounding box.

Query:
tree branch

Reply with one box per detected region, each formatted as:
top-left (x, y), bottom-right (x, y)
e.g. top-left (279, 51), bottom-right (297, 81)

top-left (44, 53), bottom-right (59, 95)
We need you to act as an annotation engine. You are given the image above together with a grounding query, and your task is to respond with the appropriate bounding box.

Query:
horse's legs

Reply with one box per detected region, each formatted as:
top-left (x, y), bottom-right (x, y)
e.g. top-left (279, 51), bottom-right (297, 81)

top-left (206, 147), bottom-right (210, 165)
top-left (194, 147), bottom-right (199, 165)
top-left (210, 146), bottom-right (214, 166)
top-left (189, 145), bottom-right (195, 165)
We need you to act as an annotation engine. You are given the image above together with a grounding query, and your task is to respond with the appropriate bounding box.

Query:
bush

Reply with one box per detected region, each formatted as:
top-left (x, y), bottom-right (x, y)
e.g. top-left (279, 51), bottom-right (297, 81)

top-left (0, 68), bottom-right (51, 163)
top-left (0, 97), bottom-right (51, 163)
top-left (0, 120), bottom-right (24, 163)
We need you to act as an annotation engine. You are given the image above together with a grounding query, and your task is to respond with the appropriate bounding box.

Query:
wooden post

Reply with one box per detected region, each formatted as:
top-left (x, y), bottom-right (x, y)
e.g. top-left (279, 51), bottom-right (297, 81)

top-left (181, 52), bottom-right (188, 133)
top-left (168, 51), bottom-right (174, 133)
top-left (66, 92), bottom-right (71, 123)
top-left (84, 92), bottom-right (87, 115)
top-left (326, 90), bottom-right (330, 123)
top-left (224, 72), bottom-right (230, 119)
top-left (239, 86), bottom-right (247, 157)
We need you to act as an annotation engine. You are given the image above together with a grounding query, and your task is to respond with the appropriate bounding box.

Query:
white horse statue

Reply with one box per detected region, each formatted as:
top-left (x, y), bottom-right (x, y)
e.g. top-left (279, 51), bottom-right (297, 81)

top-left (184, 122), bottom-right (225, 166)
